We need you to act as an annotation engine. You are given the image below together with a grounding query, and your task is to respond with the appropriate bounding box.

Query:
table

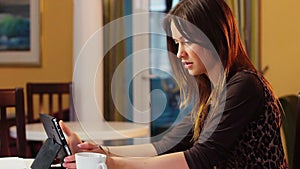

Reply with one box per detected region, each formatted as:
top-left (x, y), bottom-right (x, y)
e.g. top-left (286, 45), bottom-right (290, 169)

top-left (0, 157), bottom-right (63, 169)
top-left (10, 121), bottom-right (149, 142)
top-left (0, 157), bottom-right (33, 169)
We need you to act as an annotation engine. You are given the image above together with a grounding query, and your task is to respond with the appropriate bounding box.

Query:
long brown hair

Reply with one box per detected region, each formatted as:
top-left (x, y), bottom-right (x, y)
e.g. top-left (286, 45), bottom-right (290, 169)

top-left (163, 0), bottom-right (256, 140)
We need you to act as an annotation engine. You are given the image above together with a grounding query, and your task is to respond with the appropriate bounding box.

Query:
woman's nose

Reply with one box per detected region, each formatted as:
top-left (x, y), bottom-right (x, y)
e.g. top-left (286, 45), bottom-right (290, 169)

top-left (177, 44), bottom-right (186, 59)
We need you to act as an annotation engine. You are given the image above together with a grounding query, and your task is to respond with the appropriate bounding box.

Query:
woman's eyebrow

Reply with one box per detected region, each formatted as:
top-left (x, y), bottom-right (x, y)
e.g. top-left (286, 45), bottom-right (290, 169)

top-left (172, 36), bottom-right (184, 41)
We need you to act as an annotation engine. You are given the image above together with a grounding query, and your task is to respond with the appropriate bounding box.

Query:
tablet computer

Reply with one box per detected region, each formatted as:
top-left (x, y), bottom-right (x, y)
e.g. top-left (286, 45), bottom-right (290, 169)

top-left (31, 114), bottom-right (72, 169)
top-left (40, 113), bottom-right (72, 156)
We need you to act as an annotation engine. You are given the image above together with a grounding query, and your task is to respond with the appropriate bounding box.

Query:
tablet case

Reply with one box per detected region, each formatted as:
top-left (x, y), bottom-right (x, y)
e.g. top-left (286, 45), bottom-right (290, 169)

top-left (31, 114), bottom-right (71, 169)
top-left (30, 138), bottom-right (62, 169)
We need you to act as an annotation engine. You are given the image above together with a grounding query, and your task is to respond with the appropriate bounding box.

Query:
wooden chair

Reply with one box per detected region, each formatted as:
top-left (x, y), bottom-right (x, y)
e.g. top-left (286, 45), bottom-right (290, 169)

top-left (26, 82), bottom-right (73, 157)
top-left (293, 93), bottom-right (300, 169)
top-left (26, 82), bottom-right (72, 123)
top-left (0, 88), bottom-right (26, 157)
top-left (279, 94), bottom-right (300, 169)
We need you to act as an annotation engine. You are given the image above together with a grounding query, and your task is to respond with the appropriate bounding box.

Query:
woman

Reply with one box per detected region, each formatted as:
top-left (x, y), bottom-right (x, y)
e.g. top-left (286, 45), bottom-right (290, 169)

top-left (62, 0), bottom-right (287, 168)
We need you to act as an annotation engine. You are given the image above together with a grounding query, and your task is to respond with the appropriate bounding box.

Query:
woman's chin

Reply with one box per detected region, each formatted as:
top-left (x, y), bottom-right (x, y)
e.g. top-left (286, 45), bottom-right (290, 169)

top-left (188, 71), bottom-right (204, 76)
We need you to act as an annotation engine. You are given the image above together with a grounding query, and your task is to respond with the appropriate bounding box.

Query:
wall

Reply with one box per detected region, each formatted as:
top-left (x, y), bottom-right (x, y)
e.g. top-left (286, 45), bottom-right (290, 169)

top-left (0, 0), bottom-right (73, 89)
top-left (1, 0), bottom-right (299, 98)
top-left (261, 0), bottom-right (300, 97)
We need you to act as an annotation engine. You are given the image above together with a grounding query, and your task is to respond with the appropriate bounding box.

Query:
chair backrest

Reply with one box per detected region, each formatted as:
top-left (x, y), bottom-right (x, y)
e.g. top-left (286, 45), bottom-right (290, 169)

top-left (279, 94), bottom-right (300, 169)
top-left (0, 88), bottom-right (26, 157)
top-left (26, 82), bottom-right (72, 123)
top-left (293, 93), bottom-right (300, 169)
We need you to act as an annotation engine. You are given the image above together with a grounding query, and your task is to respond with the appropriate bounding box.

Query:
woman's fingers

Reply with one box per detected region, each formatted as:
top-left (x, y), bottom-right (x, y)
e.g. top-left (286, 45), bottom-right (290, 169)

top-left (76, 142), bottom-right (104, 153)
top-left (59, 120), bottom-right (82, 154)
top-left (62, 161), bottom-right (77, 169)
top-left (64, 155), bottom-right (75, 162)
top-left (63, 155), bottom-right (77, 169)
top-left (59, 120), bottom-right (72, 137)
top-left (77, 142), bottom-right (98, 149)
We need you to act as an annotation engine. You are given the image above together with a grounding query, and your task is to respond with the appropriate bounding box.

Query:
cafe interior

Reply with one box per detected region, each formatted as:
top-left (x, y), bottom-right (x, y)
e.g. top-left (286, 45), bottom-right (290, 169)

top-left (0, 0), bottom-right (299, 168)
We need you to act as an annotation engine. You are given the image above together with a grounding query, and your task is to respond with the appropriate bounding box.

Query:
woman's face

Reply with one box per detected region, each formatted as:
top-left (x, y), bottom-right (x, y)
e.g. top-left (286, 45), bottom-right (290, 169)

top-left (170, 22), bottom-right (209, 76)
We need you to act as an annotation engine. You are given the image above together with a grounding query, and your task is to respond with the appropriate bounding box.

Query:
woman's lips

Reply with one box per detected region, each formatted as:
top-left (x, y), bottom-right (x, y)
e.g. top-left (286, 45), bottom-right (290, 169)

top-left (183, 62), bottom-right (193, 69)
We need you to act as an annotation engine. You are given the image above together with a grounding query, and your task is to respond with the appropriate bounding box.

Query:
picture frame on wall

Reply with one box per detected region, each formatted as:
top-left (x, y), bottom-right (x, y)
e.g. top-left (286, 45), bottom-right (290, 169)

top-left (0, 0), bottom-right (40, 66)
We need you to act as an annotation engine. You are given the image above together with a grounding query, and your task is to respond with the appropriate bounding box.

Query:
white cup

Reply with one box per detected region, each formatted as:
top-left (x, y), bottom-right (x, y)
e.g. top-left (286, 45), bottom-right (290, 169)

top-left (75, 152), bottom-right (107, 169)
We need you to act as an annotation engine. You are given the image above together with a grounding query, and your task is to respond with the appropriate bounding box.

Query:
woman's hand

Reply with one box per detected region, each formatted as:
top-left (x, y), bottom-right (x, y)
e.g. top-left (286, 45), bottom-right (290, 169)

top-left (77, 142), bottom-right (102, 153)
top-left (62, 155), bottom-right (76, 169)
top-left (59, 120), bottom-right (82, 154)
top-left (62, 142), bottom-right (106, 169)
top-left (59, 121), bottom-right (109, 168)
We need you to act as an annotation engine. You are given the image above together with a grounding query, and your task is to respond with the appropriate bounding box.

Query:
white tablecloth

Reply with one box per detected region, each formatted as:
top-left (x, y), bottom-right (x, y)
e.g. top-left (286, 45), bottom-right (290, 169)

top-left (0, 157), bottom-right (34, 169)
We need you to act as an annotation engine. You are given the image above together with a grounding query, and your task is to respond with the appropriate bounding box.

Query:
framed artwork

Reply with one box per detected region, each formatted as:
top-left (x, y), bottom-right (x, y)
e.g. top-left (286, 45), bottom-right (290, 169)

top-left (0, 0), bottom-right (40, 66)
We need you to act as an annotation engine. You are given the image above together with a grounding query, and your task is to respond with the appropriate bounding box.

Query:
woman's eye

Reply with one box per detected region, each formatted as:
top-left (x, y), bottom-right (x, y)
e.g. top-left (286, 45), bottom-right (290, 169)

top-left (183, 40), bottom-right (191, 44)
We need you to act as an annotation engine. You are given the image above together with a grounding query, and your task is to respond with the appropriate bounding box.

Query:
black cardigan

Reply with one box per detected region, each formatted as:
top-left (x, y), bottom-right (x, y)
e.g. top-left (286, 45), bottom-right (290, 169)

top-left (152, 70), bottom-right (287, 168)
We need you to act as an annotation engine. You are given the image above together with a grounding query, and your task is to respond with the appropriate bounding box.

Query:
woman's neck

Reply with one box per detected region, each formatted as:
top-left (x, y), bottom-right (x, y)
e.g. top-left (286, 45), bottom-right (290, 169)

top-left (206, 62), bottom-right (224, 88)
